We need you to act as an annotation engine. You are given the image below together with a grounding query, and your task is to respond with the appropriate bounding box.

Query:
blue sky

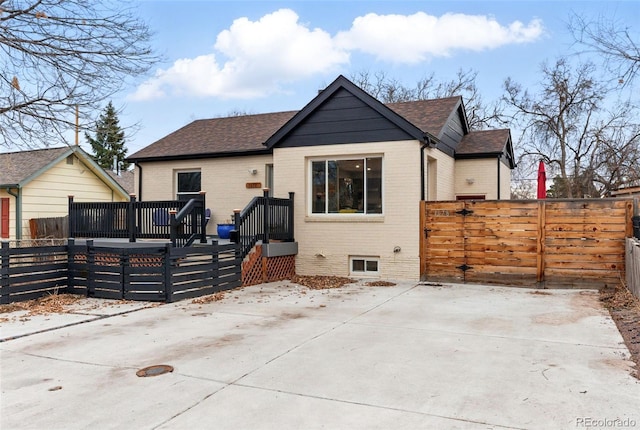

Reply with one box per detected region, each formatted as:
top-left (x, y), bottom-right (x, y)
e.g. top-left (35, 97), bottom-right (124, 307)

top-left (105, 0), bottom-right (639, 156)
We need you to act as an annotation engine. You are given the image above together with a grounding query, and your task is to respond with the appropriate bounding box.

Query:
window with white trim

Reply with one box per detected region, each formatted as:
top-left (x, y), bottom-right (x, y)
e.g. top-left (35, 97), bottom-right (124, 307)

top-left (311, 157), bottom-right (382, 214)
top-left (176, 170), bottom-right (201, 199)
top-left (350, 256), bottom-right (380, 276)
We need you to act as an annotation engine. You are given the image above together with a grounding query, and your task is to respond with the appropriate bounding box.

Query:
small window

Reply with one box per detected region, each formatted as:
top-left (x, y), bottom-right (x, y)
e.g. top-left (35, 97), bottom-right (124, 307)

top-left (265, 164), bottom-right (274, 196)
top-left (350, 256), bottom-right (380, 276)
top-left (176, 170), bottom-right (201, 198)
top-left (66, 155), bottom-right (74, 165)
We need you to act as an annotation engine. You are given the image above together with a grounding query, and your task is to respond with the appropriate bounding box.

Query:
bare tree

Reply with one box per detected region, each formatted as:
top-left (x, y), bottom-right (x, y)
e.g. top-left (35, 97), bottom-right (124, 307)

top-left (569, 13), bottom-right (640, 88)
top-left (350, 69), bottom-right (503, 130)
top-left (0, 0), bottom-right (157, 148)
top-left (504, 58), bottom-right (640, 198)
top-left (508, 166), bottom-right (537, 200)
top-left (589, 107), bottom-right (640, 196)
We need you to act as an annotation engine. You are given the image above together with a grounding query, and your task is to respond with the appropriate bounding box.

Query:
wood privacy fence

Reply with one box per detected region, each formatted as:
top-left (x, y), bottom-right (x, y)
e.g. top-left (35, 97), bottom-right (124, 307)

top-left (1, 240), bottom-right (241, 304)
top-left (626, 238), bottom-right (640, 299)
top-left (421, 199), bottom-right (634, 288)
top-left (29, 216), bottom-right (68, 239)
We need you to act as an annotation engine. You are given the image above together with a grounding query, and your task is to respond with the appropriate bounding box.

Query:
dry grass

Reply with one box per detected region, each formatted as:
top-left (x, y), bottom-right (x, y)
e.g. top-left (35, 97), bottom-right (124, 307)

top-left (290, 275), bottom-right (356, 290)
top-left (365, 281), bottom-right (397, 287)
top-left (0, 293), bottom-right (83, 317)
top-left (600, 282), bottom-right (640, 380)
top-left (600, 282), bottom-right (640, 311)
top-left (191, 292), bottom-right (226, 304)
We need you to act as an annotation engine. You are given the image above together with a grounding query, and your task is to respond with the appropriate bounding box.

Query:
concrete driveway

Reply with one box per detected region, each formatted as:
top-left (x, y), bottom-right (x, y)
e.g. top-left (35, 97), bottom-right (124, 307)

top-left (1, 281), bottom-right (639, 429)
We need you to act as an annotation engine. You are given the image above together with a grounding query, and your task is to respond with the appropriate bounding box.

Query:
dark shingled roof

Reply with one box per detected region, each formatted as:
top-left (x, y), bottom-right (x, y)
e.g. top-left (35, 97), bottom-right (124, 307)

top-left (387, 97), bottom-right (463, 138)
top-left (128, 111), bottom-right (298, 161)
top-left (0, 147), bottom-right (70, 185)
top-left (107, 170), bottom-right (135, 195)
top-left (456, 129), bottom-right (511, 155)
top-left (128, 97), bottom-right (467, 162)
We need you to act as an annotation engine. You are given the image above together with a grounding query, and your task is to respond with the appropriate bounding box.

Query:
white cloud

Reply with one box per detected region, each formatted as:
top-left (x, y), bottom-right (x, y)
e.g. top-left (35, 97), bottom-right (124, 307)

top-left (130, 9), bottom-right (544, 101)
top-left (335, 12), bottom-right (544, 63)
top-left (130, 9), bottom-right (348, 101)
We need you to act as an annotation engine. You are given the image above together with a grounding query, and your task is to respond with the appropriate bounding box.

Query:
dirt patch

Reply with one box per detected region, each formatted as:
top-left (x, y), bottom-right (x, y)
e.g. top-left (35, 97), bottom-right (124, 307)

top-left (533, 291), bottom-right (604, 326)
top-left (529, 290), bottom-right (553, 296)
top-left (290, 275), bottom-right (356, 290)
top-left (365, 281), bottom-right (397, 287)
top-left (600, 283), bottom-right (640, 380)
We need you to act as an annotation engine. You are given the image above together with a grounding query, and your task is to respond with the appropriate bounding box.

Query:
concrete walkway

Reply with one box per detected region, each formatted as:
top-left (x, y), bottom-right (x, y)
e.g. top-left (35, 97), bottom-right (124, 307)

top-left (1, 282), bottom-right (639, 429)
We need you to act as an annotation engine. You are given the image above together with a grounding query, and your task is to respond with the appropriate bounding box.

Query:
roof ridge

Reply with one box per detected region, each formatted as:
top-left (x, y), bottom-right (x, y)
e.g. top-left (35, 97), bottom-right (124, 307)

top-left (0, 146), bottom-right (71, 156)
top-left (386, 95), bottom-right (462, 106)
top-left (193, 109), bottom-right (300, 123)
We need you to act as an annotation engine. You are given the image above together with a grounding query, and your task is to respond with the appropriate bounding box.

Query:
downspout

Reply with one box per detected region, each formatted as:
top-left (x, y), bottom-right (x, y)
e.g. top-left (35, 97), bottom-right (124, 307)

top-left (136, 163), bottom-right (143, 200)
top-left (420, 134), bottom-right (436, 201)
top-left (496, 157), bottom-right (501, 200)
top-left (420, 143), bottom-right (428, 201)
top-left (6, 186), bottom-right (21, 239)
top-left (420, 134), bottom-right (438, 201)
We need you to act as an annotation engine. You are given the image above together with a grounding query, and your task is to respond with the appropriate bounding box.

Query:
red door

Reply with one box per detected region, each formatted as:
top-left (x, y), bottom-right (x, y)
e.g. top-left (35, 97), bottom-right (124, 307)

top-left (1, 197), bottom-right (9, 238)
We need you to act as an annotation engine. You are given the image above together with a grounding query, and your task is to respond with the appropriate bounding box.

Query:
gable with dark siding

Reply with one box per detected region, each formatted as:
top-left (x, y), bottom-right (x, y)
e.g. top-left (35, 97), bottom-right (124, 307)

top-left (275, 88), bottom-right (415, 148)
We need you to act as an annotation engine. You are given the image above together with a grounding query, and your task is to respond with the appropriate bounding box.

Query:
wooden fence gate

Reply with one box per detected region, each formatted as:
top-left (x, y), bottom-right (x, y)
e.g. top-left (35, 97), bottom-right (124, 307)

top-left (420, 199), bottom-right (634, 288)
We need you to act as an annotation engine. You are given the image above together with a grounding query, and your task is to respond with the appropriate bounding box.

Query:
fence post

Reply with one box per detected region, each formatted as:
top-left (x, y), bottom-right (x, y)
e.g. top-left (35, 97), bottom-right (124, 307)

top-left (68, 195), bottom-right (74, 239)
top-left (200, 191), bottom-right (207, 244)
top-left (128, 194), bottom-right (137, 243)
top-left (234, 236), bottom-right (243, 286)
top-left (169, 210), bottom-right (177, 247)
top-left (211, 239), bottom-right (219, 288)
top-left (164, 243), bottom-right (173, 303)
top-left (288, 192), bottom-right (295, 242)
top-left (120, 248), bottom-right (128, 299)
top-left (66, 238), bottom-right (74, 295)
top-left (263, 188), bottom-right (270, 245)
top-left (1, 241), bottom-right (9, 304)
top-left (230, 209), bottom-right (241, 245)
top-left (86, 239), bottom-right (95, 297)
top-left (535, 201), bottom-right (546, 286)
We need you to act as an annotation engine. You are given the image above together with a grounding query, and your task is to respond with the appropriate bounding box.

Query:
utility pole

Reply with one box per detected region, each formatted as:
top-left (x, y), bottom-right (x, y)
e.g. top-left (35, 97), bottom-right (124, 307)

top-left (75, 105), bottom-right (79, 145)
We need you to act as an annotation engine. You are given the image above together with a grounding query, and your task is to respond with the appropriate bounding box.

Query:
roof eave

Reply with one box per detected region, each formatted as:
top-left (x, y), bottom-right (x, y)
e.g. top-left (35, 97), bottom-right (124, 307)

top-left (127, 148), bottom-right (273, 164)
top-left (455, 151), bottom-right (504, 159)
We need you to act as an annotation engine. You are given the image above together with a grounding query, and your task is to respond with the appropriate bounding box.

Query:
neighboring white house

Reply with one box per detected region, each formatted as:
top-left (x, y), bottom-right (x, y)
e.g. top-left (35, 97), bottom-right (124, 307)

top-left (0, 146), bottom-right (130, 240)
top-left (128, 75), bottom-right (516, 280)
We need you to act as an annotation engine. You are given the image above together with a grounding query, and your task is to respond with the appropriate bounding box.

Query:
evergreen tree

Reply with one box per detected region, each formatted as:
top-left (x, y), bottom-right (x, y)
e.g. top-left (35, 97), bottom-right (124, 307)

top-left (85, 102), bottom-right (130, 171)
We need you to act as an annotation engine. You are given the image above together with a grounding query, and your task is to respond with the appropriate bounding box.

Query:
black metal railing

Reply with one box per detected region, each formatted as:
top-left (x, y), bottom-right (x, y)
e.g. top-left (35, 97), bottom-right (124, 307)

top-left (232, 190), bottom-right (294, 258)
top-left (170, 197), bottom-right (209, 247)
top-left (68, 193), bottom-right (208, 247)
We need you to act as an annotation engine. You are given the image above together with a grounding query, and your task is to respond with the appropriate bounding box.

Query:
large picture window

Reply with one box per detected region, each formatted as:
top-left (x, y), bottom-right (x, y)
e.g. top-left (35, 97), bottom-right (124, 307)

top-left (311, 157), bottom-right (382, 214)
top-left (176, 170), bottom-right (201, 198)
